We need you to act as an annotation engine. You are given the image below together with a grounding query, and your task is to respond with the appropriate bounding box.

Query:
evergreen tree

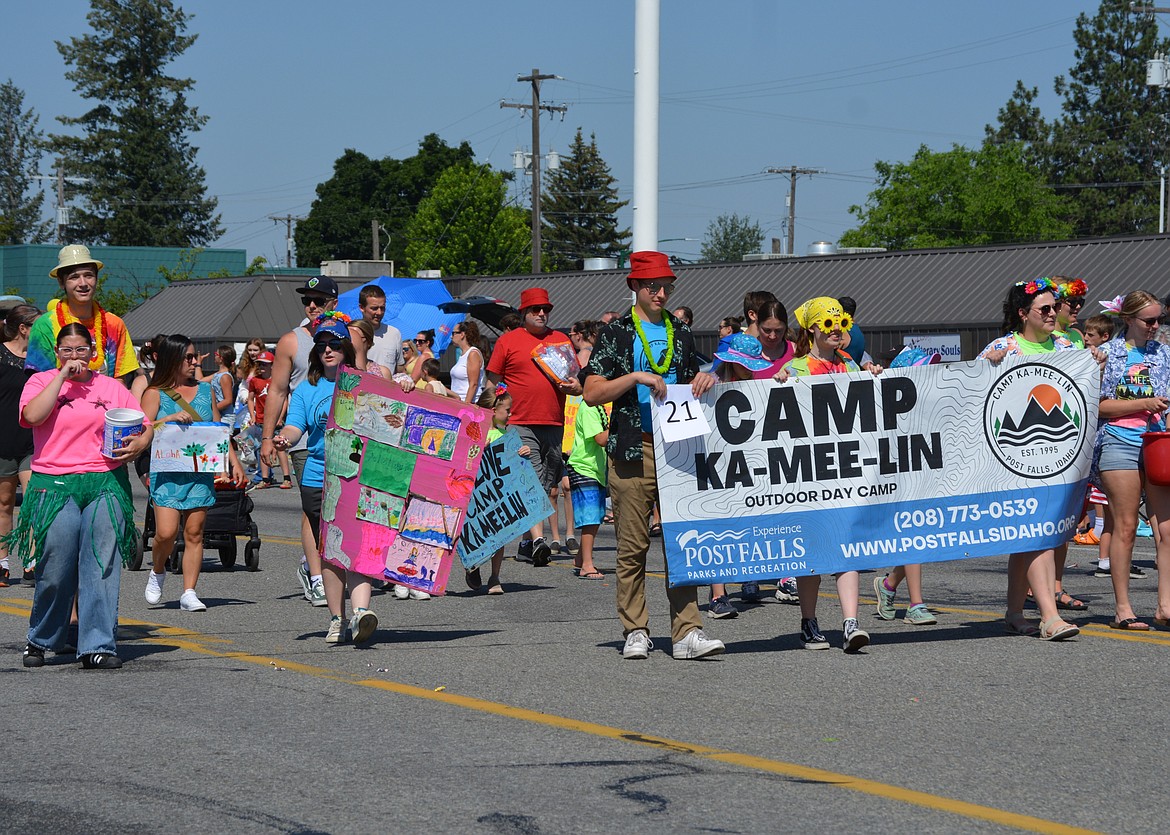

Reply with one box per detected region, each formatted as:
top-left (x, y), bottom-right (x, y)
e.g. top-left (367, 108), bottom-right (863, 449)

top-left (700, 213), bottom-right (763, 263)
top-left (0, 80), bottom-right (51, 245)
top-left (50, 0), bottom-right (220, 246)
top-left (405, 162), bottom-right (529, 276)
top-left (1047, 1), bottom-right (1170, 236)
top-left (540, 128), bottom-right (629, 271)
top-left (984, 80), bottom-right (1052, 172)
top-left (295, 134), bottom-right (475, 268)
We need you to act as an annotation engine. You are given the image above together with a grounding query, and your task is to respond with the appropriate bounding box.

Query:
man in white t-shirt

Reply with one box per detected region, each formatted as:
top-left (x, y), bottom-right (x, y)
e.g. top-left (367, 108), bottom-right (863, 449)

top-left (357, 285), bottom-right (405, 374)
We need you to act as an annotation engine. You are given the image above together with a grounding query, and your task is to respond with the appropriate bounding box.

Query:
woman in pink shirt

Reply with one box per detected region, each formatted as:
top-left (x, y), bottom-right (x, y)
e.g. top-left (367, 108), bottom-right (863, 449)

top-left (750, 300), bottom-right (796, 380)
top-left (11, 323), bottom-right (153, 669)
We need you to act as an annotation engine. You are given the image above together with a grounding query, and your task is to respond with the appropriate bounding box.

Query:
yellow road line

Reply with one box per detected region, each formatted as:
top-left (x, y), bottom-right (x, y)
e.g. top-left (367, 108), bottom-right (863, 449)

top-left (0, 601), bottom-right (1098, 834)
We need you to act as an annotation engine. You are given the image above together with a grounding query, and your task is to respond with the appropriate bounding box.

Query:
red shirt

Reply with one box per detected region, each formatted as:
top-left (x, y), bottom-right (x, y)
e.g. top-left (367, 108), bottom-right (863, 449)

top-left (248, 376), bottom-right (270, 422)
top-left (486, 327), bottom-right (572, 425)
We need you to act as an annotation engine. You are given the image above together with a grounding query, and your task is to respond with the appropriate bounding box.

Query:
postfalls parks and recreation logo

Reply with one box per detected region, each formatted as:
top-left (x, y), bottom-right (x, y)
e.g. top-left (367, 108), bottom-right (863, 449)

top-left (984, 364), bottom-right (1087, 479)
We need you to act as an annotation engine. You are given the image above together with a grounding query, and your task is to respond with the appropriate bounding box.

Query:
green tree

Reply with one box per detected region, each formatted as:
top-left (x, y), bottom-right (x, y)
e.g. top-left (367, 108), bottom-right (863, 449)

top-left (1045, 0), bottom-right (1170, 236)
top-left (984, 80), bottom-right (1052, 172)
top-left (50, 0), bottom-right (221, 246)
top-left (295, 134), bottom-right (475, 268)
top-left (839, 143), bottom-right (1072, 249)
top-left (405, 162), bottom-right (529, 276)
top-left (700, 213), bottom-right (763, 263)
top-left (0, 80), bottom-right (51, 245)
top-left (540, 128), bottom-right (629, 271)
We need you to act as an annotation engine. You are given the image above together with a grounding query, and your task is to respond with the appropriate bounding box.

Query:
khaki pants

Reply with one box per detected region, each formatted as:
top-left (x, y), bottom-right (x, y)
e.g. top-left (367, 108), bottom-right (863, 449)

top-left (608, 437), bottom-right (702, 643)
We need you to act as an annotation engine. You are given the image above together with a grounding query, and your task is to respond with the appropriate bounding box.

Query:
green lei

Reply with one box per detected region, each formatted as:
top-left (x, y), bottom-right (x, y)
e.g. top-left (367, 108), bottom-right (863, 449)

top-left (630, 306), bottom-right (675, 375)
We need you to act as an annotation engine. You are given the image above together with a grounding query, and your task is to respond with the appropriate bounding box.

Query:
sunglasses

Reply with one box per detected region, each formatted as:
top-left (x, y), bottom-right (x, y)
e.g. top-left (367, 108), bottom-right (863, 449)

top-left (1065, 297), bottom-right (1085, 309)
top-left (815, 314), bottom-right (853, 333)
top-left (526, 305), bottom-right (553, 315)
top-left (303, 296), bottom-right (330, 308)
top-left (638, 281), bottom-right (675, 297)
top-left (1030, 304), bottom-right (1056, 317)
top-left (183, 353), bottom-right (199, 362)
top-left (315, 339), bottom-right (345, 352)
top-left (414, 337), bottom-right (430, 344)
top-left (1136, 315), bottom-right (1167, 326)
top-left (57, 346), bottom-right (93, 356)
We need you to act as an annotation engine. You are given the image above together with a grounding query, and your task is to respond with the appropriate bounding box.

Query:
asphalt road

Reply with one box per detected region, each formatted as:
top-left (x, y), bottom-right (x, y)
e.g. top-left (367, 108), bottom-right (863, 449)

top-left (2, 482), bottom-right (1167, 834)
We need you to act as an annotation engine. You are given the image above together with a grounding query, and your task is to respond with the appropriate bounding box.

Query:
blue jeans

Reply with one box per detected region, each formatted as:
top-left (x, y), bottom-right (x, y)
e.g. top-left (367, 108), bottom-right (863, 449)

top-left (27, 497), bottom-right (124, 657)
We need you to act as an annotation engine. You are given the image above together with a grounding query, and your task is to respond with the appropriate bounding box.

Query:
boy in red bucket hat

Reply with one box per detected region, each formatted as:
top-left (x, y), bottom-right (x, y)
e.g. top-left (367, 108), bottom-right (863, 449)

top-left (486, 286), bottom-right (582, 566)
top-left (583, 251), bottom-right (724, 660)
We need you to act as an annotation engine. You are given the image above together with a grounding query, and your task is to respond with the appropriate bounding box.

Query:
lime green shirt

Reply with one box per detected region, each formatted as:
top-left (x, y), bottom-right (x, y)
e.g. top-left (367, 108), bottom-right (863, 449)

top-left (568, 404), bottom-right (608, 485)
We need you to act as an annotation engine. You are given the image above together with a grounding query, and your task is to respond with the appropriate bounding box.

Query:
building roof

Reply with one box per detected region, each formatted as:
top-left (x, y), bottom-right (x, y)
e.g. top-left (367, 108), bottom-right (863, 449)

top-left (453, 234), bottom-right (1170, 334)
top-left (121, 275), bottom-right (371, 343)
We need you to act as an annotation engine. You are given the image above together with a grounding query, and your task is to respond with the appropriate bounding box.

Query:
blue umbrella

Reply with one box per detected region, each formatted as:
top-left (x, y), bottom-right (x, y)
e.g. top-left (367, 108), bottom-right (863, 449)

top-left (335, 276), bottom-right (466, 356)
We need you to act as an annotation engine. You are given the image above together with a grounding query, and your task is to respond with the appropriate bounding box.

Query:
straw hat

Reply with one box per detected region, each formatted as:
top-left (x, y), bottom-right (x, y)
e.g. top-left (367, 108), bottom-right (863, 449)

top-left (50, 244), bottom-right (103, 278)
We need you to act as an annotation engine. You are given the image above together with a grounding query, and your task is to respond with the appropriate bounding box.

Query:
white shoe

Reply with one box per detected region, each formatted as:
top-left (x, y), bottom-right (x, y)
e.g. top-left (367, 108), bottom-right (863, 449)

top-left (350, 608), bottom-right (379, 643)
top-left (622, 629), bottom-right (653, 659)
top-left (325, 616), bottom-right (344, 644)
top-left (393, 584), bottom-right (410, 600)
top-left (408, 588), bottom-right (431, 601)
top-left (308, 577), bottom-right (328, 607)
top-left (179, 589), bottom-right (207, 612)
top-left (672, 628), bottom-right (725, 660)
top-left (145, 571), bottom-right (165, 605)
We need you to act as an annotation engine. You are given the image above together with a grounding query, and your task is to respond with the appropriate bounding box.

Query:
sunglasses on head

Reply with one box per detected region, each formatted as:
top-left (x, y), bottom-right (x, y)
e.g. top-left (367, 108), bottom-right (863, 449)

top-left (315, 338), bottom-right (345, 352)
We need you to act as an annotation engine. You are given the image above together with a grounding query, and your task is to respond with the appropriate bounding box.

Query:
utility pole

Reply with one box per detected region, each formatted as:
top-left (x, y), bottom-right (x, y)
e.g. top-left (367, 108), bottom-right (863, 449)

top-left (501, 68), bottom-right (567, 274)
top-left (268, 214), bottom-right (304, 268)
top-left (766, 166), bottom-right (824, 255)
top-left (371, 219), bottom-right (379, 261)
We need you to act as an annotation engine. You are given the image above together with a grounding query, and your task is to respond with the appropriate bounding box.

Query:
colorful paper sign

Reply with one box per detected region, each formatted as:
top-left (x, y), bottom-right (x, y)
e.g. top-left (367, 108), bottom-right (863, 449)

top-left (150, 422), bottom-right (231, 473)
top-left (654, 352), bottom-right (1101, 586)
top-left (319, 365), bottom-right (491, 593)
top-left (457, 430), bottom-right (554, 570)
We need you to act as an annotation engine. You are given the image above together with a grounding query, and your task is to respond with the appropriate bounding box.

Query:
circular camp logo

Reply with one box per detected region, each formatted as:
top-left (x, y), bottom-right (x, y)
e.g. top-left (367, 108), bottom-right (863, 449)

top-left (983, 363), bottom-right (1088, 479)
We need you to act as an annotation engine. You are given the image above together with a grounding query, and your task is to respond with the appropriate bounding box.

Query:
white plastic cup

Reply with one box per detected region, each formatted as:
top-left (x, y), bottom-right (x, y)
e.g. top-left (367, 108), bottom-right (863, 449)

top-left (102, 408), bottom-right (145, 457)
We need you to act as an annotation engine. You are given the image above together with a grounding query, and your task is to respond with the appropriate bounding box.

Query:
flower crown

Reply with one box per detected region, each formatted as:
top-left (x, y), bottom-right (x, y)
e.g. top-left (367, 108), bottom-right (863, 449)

top-left (1098, 295), bottom-right (1125, 316)
top-left (311, 311), bottom-right (351, 328)
top-left (1016, 277), bottom-right (1059, 295)
top-left (1056, 278), bottom-right (1088, 299)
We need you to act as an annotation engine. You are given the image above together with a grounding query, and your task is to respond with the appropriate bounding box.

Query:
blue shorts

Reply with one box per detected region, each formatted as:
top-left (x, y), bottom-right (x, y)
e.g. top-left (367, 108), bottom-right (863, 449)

top-left (1098, 433), bottom-right (1142, 473)
top-left (568, 470), bottom-right (607, 528)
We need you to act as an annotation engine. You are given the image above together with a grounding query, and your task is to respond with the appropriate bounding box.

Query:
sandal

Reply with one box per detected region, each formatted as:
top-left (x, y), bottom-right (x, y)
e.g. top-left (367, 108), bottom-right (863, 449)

top-left (578, 570), bottom-right (605, 580)
top-left (602, 513), bottom-right (615, 525)
top-left (279, 479), bottom-right (292, 490)
top-left (648, 523), bottom-right (663, 537)
top-left (1005, 613), bottom-right (1039, 636)
top-left (1109, 617), bottom-right (1151, 631)
top-left (1039, 617), bottom-right (1080, 641)
top-left (465, 567), bottom-right (482, 590)
top-left (1055, 591), bottom-right (1089, 611)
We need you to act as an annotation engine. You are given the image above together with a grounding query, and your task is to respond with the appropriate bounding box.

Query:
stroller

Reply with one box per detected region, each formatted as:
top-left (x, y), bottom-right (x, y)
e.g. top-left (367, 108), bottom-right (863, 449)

top-left (134, 483), bottom-right (261, 572)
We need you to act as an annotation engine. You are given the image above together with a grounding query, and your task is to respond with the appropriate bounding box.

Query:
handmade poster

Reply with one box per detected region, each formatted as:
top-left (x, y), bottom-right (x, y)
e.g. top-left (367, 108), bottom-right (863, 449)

top-left (150, 422), bottom-right (231, 473)
top-left (457, 430), bottom-right (555, 570)
top-left (319, 365), bottom-right (491, 593)
top-left (654, 352), bottom-right (1101, 586)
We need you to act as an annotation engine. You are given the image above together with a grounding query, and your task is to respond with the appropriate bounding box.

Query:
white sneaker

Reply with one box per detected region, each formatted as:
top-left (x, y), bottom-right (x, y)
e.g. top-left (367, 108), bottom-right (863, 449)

top-left (145, 571), bottom-right (165, 605)
top-left (622, 629), bottom-right (653, 659)
top-left (350, 608), bottom-right (379, 643)
top-left (179, 589), bottom-right (207, 612)
top-left (393, 584), bottom-right (410, 600)
top-left (672, 628), bottom-right (725, 660)
top-left (297, 561), bottom-right (312, 600)
top-left (325, 616), bottom-right (344, 644)
top-left (308, 577), bottom-right (328, 607)
top-left (408, 588), bottom-right (431, 601)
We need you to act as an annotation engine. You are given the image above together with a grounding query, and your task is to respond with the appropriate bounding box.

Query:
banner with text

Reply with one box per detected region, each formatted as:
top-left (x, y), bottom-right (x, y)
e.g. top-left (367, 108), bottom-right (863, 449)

top-left (653, 352), bottom-right (1101, 586)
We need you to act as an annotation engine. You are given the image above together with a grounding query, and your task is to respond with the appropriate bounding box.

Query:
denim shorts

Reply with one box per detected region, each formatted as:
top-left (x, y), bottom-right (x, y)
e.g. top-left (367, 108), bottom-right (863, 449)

top-left (1098, 433), bottom-right (1142, 472)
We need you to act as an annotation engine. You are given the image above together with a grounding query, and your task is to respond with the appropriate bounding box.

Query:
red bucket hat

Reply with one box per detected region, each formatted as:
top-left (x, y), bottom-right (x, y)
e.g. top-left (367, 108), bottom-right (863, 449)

top-left (519, 287), bottom-right (553, 311)
top-left (628, 251), bottom-right (676, 282)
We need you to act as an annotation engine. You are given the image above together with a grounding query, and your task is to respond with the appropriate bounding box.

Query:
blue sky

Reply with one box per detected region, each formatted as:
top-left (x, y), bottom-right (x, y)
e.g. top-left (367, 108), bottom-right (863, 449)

top-left (1, 2), bottom-right (1134, 267)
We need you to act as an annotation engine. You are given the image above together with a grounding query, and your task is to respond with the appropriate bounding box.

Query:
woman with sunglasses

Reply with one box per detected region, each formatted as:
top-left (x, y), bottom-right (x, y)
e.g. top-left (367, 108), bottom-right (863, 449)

top-left (1054, 279), bottom-right (1087, 348)
top-left (13, 324), bottom-right (152, 669)
top-left (979, 278), bottom-right (1081, 640)
top-left (449, 320), bottom-right (485, 404)
top-left (274, 317), bottom-right (381, 644)
top-left (1092, 291), bottom-right (1170, 631)
top-left (778, 297), bottom-right (881, 652)
top-left (0, 304), bottom-right (40, 587)
top-left (141, 335), bottom-right (245, 612)
top-left (410, 329), bottom-right (436, 383)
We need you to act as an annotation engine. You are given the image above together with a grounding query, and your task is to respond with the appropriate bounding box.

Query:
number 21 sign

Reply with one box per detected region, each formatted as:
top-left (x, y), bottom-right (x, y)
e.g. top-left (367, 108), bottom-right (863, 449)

top-left (651, 385), bottom-right (712, 443)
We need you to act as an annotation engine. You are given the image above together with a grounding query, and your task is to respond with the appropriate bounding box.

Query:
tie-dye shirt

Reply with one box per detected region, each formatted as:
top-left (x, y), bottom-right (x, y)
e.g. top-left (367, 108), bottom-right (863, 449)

top-left (25, 299), bottom-right (140, 380)
top-left (1104, 343), bottom-right (1165, 446)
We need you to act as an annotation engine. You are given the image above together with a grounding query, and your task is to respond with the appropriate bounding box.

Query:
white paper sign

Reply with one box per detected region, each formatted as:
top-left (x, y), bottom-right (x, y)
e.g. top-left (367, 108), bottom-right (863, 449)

top-left (652, 385), bottom-right (711, 443)
top-left (151, 422), bottom-right (231, 473)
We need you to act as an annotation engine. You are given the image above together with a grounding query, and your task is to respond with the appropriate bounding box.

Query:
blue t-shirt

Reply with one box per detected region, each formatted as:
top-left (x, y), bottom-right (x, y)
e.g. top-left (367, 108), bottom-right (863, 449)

top-left (285, 378), bottom-right (335, 488)
top-left (633, 317), bottom-right (677, 429)
top-left (843, 325), bottom-right (866, 366)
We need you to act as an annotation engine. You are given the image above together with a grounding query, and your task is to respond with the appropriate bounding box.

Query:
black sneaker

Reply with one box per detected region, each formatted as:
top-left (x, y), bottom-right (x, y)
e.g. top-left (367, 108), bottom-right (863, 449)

top-left (80, 653), bottom-right (123, 670)
top-left (21, 570), bottom-right (35, 587)
top-left (516, 540), bottom-right (533, 562)
top-left (0, 566), bottom-right (9, 587)
top-left (708, 595), bottom-right (739, 619)
top-left (531, 537), bottom-right (552, 567)
top-left (800, 618), bottom-right (830, 650)
top-left (22, 643), bottom-right (45, 668)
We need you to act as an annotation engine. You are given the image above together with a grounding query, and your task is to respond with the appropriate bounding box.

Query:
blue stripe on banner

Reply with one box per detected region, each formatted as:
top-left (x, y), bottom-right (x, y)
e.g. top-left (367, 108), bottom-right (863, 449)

top-left (663, 481), bottom-right (1086, 586)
